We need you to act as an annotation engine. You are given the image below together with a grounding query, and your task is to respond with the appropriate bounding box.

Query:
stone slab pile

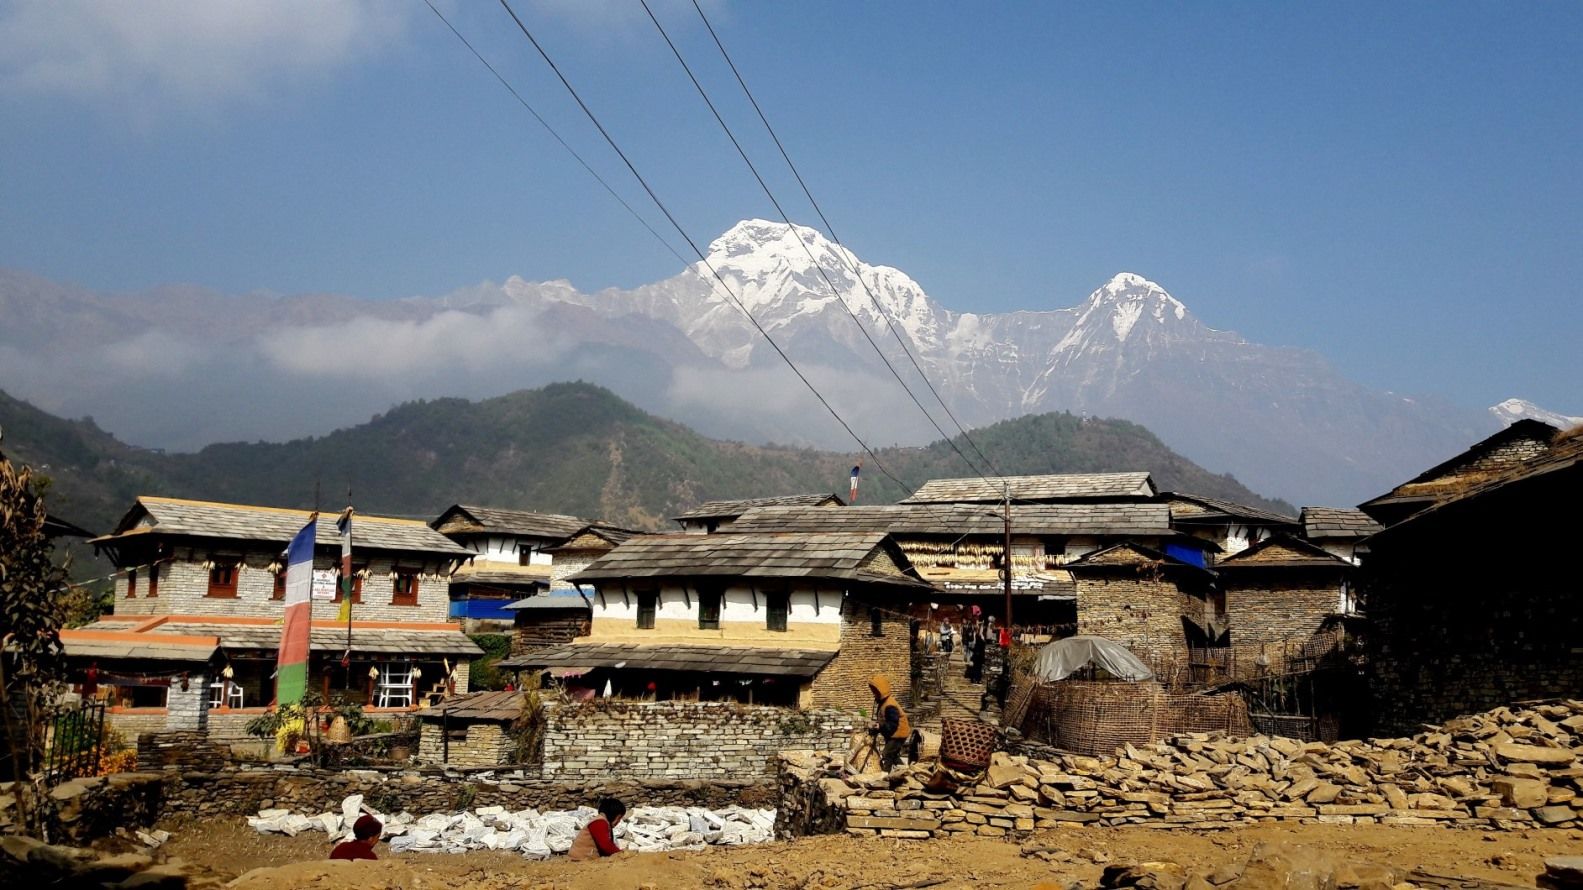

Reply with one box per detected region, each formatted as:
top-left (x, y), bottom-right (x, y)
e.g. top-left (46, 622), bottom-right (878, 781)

top-left (779, 699), bottom-right (1583, 839)
top-left (0, 833), bottom-right (219, 890)
top-left (247, 793), bottom-right (776, 858)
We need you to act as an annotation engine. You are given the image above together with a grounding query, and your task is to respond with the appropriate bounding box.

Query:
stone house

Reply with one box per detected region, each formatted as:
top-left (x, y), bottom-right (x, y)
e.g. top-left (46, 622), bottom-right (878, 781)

top-left (1358, 418), bottom-right (1560, 528)
top-left (542, 523), bottom-right (645, 592)
top-left (1214, 534), bottom-right (1357, 676)
top-left (500, 531), bottom-right (931, 711)
top-left (1364, 426), bottom-right (1583, 733)
top-left (431, 504), bottom-right (588, 629)
top-left (64, 496), bottom-right (481, 742)
top-left (1161, 492), bottom-right (1299, 558)
top-left (1298, 507), bottom-right (1382, 565)
top-left (673, 493), bottom-right (843, 534)
top-left (1065, 543), bottom-right (1218, 671)
top-left (415, 689), bottom-right (523, 767)
top-left (503, 593), bottom-right (591, 653)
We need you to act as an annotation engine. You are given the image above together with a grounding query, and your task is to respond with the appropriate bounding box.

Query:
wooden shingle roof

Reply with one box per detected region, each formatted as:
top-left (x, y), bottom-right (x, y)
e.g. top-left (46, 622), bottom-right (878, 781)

top-left (1300, 507), bottom-right (1383, 540)
top-left (432, 504), bottom-right (588, 540)
top-left (673, 493), bottom-right (844, 522)
top-left (900, 472), bottom-right (1156, 504)
top-left (95, 497), bottom-right (470, 557)
top-left (497, 642), bottom-right (838, 677)
top-left (727, 503), bottom-right (1175, 537)
top-left (567, 532), bottom-right (927, 589)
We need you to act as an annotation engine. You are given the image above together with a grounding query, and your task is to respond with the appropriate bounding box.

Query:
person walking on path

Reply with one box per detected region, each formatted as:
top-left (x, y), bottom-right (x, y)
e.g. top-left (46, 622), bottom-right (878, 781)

top-left (867, 674), bottom-right (912, 770)
top-left (940, 618), bottom-right (955, 656)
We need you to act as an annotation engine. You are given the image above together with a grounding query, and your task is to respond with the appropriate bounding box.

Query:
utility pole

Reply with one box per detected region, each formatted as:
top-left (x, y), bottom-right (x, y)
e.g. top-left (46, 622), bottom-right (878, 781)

top-left (1002, 482), bottom-right (1012, 642)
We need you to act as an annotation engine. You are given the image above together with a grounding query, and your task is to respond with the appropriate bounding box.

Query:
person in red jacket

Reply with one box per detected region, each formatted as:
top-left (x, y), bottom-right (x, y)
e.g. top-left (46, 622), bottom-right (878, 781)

top-left (329, 814), bottom-right (382, 861)
top-left (568, 797), bottom-right (626, 861)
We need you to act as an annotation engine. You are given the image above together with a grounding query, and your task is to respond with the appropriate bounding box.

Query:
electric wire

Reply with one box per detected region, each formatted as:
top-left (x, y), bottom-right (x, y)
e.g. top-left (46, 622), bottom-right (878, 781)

top-left (490, 0), bottom-right (915, 494)
top-left (638, 0), bottom-right (994, 482)
top-left (686, 0), bottom-right (1006, 481)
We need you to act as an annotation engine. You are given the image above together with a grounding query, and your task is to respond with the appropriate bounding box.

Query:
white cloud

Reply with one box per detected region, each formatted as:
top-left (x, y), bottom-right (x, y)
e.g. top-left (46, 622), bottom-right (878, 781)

top-left (0, 0), bottom-right (408, 107)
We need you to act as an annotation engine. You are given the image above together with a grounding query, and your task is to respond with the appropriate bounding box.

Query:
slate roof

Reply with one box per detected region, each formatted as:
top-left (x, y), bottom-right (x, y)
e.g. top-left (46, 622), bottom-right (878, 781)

top-left (1064, 542), bottom-right (1214, 578)
top-left (504, 595), bottom-right (591, 611)
top-left (416, 690), bottom-right (524, 722)
top-left (1300, 507), bottom-right (1383, 540)
top-left (543, 524), bottom-right (646, 552)
top-left (61, 617), bottom-right (483, 659)
top-left (900, 472), bottom-right (1156, 504)
top-left (431, 505), bottom-right (588, 541)
top-left (450, 564), bottom-right (552, 589)
top-left (1161, 492), bottom-right (1298, 526)
top-left (567, 532), bottom-right (928, 589)
top-left (94, 497), bottom-right (470, 557)
top-left (497, 643), bottom-right (837, 677)
top-left (1358, 419), bottom-right (1560, 514)
top-left (1217, 534), bottom-right (1353, 570)
top-left (673, 493), bottom-right (844, 522)
top-left (727, 503), bottom-right (1176, 537)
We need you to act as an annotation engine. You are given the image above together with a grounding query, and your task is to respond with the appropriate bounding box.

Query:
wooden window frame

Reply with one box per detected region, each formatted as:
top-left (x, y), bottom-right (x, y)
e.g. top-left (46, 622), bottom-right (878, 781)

top-left (206, 561), bottom-right (240, 599)
top-left (333, 565), bottom-right (365, 605)
top-left (766, 591), bottom-right (789, 633)
top-left (698, 590), bottom-right (722, 631)
top-left (272, 569), bottom-right (286, 601)
top-left (391, 569), bottom-right (420, 607)
top-left (636, 592), bottom-right (657, 630)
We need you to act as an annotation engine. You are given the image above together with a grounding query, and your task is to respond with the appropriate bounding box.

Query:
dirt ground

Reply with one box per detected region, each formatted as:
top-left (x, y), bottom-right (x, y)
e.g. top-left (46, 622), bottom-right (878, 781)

top-left (145, 815), bottom-right (1583, 890)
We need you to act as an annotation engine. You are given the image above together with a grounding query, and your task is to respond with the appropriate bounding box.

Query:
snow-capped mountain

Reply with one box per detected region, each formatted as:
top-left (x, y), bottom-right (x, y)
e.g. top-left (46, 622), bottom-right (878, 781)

top-left (0, 220), bottom-right (1498, 505)
top-left (1491, 398), bottom-right (1583, 431)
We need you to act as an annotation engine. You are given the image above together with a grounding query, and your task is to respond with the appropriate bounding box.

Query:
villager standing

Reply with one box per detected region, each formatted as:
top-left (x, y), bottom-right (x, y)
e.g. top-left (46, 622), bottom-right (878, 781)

top-left (329, 815), bottom-right (383, 861)
top-left (962, 617), bottom-right (978, 667)
top-left (968, 632), bottom-right (988, 683)
top-left (940, 618), bottom-right (955, 655)
top-left (568, 797), bottom-right (626, 861)
top-left (867, 674), bottom-right (912, 770)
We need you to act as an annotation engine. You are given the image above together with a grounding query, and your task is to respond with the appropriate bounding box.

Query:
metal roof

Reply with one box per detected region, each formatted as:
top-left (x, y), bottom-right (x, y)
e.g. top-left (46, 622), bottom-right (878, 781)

top-left (1300, 507), bottom-right (1383, 540)
top-left (95, 497), bottom-right (470, 556)
top-left (673, 493), bottom-right (844, 522)
top-left (726, 502), bottom-right (1175, 536)
top-left (900, 472), bottom-right (1156, 504)
top-left (431, 504), bottom-right (588, 541)
top-left (497, 642), bottom-right (838, 677)
top-left (567, 532), bottom-right (928, 589)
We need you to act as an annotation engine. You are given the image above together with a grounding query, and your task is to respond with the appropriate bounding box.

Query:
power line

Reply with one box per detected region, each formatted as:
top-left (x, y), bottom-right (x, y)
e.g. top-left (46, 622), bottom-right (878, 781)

top-left (686, 0), bottom-right (1005, 480)
top-left (637, 0), bottom-right (994, 483)
top-left (490, 0), bottom-right (915, 495)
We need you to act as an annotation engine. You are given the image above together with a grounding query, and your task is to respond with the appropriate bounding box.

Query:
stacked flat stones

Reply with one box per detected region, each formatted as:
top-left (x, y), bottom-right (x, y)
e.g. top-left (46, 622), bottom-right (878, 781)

top-left (781, 699), bottom-right (1583, 839)
top-left (247, 793), bottom-right (775, 857)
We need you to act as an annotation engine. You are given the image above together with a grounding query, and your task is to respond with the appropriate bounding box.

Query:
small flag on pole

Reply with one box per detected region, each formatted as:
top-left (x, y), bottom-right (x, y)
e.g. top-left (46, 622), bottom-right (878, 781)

top-left (849, 464), bottom-right (861, 504)
top-left (274, 516), bottom-right (316, 706)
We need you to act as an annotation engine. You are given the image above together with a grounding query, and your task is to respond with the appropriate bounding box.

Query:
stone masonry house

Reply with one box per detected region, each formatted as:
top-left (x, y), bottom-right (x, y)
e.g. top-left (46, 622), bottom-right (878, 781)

top-left (415, 689), bottom-right (524, 767)
top-left (1364, 426), bottom-right (1583, 733)
top-left (1065, 543), bottom-right (1218, 671)
top-left (1298, 507), bottom-right (1382, 565)
top-left (1161, 492), bottom-right (1299, 559)
top-left (500, 531), bottom-right (932, 710)
top-left (65, 497), bottom-right (481, 743)
top-left (1358, 418), bottom-right (1560, 528)
top-left (1215, 534), bottom-right (1357, 676)
top-left (673, 493), bottom-right (843, 534)
top-left (431, 504), bottom-right (588, 629)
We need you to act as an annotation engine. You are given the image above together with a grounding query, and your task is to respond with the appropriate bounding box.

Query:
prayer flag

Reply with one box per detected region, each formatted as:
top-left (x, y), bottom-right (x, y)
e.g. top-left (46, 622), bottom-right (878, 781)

top-left (274, 517), bottom-right (316, 706)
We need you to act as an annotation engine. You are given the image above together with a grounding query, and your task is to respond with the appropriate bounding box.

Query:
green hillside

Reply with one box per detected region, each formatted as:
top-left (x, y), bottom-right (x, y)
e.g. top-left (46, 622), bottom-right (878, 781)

top-left (0, 381), bottom-right (1291, 535)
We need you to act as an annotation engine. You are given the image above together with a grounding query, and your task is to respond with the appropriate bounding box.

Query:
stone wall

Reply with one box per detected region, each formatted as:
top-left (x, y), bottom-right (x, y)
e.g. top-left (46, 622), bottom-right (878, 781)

top-left (106, 710), bottom-right (171, 741)
top-left (805, 599), bottom-right (912, 711)
top-left (1074, 574), bottom-right (1197, 664)
top-left (417, 721), bottom-right (512, 768)
top-left (1223, 573), bottom-right (1341, 674)
top-left (541, 700), bottom-right (857, 781)
top-left (779, 699), bottom-right (1583, 839)
top-left (136, 731), bottom-right (228, 771)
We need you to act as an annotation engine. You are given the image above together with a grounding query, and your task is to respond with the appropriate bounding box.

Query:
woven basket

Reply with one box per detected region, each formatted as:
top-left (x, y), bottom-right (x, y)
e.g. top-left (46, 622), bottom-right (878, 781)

top-left (939, 717), bottom-right (997, 770)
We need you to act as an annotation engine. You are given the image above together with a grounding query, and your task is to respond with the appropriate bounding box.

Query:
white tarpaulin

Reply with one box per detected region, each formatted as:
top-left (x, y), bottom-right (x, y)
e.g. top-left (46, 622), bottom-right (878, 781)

top-left (1031, 635), bottom-right (1154, 682)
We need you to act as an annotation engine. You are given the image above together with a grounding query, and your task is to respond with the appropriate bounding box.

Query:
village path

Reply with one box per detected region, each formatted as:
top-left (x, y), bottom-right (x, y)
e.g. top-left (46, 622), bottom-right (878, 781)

top-left (160, 814), bottom-right (1580, 890)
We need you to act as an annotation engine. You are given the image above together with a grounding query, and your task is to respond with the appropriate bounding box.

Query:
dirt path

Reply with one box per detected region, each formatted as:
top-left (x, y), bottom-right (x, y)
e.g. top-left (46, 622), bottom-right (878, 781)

top-left (158, 816), bottom-right (1582, 889)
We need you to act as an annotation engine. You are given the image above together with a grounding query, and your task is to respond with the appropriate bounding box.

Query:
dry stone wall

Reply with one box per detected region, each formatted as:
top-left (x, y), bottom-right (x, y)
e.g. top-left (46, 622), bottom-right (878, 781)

top-left (541, 701), bottom-right (857, 780)
top-left (779, 699), bottom-right (1583, 839)
top-left (805, 599), bottom-right (911, 710)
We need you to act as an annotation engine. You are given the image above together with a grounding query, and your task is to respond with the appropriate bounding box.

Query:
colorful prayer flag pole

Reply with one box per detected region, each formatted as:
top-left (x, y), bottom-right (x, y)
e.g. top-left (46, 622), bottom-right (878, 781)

top-left (336, 507), bottom-right (354, 662)
top-left (849, 464), bottom-right (861, 504)
top-left (274, 516), bottom-right (316, 706)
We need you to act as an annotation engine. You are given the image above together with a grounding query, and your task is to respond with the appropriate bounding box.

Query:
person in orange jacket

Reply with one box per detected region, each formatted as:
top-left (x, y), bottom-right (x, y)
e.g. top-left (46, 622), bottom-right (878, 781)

top-left (867, 674), bottom-right (912, 770)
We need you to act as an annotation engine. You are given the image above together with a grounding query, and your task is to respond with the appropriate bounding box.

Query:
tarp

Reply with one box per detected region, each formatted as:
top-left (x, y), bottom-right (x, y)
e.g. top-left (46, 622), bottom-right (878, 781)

top-left (1030, 635), bottom-right (1154, 682)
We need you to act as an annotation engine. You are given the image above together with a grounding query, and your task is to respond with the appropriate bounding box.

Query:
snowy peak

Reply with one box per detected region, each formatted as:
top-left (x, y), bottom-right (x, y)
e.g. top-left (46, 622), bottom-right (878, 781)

top-left (1491, 398), bottom-right (1583, 431)
top-left (1069, 272), bottom-right (1192, 344)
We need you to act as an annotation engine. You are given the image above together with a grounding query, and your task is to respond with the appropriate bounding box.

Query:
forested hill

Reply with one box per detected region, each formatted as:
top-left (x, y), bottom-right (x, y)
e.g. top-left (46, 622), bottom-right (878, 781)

top-left (0, 382), bottom-right (1292, 535)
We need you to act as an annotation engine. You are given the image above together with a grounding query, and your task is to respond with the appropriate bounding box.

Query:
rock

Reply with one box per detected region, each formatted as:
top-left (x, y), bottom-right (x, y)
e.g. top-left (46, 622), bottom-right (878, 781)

top-left (1101, 862), bottom-right (1187, 890)
top-left (1540, 856), bottom-right (1583, 890)
top-left (1495, 743), bottom-right (1575, 765)
top-left (1492, 776), bottom-right (1549, 809)
top-left (74, 852), bottom-right (155, 884)
top-left (1534, 806), bottom-right (1577, 825)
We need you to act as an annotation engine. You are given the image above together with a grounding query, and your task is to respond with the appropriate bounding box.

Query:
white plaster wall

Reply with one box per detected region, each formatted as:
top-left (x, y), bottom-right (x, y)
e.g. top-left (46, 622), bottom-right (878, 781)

top-left (468, 535), bottom-right (554, 566)
top-left (592, 585), bottom-right (843, 626)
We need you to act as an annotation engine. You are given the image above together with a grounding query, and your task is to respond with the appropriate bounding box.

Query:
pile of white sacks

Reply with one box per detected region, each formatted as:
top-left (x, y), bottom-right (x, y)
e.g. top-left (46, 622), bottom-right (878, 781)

top-left (247, 794), bottom-right (776, 859)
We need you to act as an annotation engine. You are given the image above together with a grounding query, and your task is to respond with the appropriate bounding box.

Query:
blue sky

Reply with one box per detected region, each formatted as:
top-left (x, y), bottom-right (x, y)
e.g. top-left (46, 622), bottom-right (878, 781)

top-left (1, 0), bottom-right (1579, 414)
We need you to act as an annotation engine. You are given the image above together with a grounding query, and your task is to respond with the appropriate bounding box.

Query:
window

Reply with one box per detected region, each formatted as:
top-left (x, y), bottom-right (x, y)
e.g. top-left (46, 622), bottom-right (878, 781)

top-left (375, 663), bottom-right (413, 708)
top-left (147, 564), bottom-right (158, 598)
top-left (1210, 588), bottom-right (1227, 618)
top-left (207, 561), bottom-right (239, 598)
top-left (208, 678), bottom-right (244, 708)
top-left (698, 590), bottom-right (721, 630)
top-left (391, 569), bottom-right (420, 606)
top-left (115, 685), bottom-right (168, 709)
top-left (766, 591), bottom-right (789, 632)
top-left (126, 568), bottom-right (138, 599)
top-left (272, 570), bottom-right (286, 601)
top-left (333, 565), bottom-right (365, 604)
top-left (870, 607), bottom-right (884, 637)
top-left (518, 547), bottom-right (534, 567)
top-left (636, 592), bottom-right (657, 629)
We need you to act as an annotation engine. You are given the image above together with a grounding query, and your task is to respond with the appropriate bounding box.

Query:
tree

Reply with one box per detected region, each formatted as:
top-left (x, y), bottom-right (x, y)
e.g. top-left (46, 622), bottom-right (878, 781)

top-left (0, 431), bottom-right (71, 836)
